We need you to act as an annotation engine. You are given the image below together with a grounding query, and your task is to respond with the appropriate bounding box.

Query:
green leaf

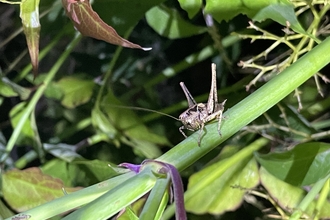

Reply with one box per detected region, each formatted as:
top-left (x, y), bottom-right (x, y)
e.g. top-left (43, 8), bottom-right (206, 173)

top-left (10, 102), bottom-right (36, 146)
top-left (186, 145), bottom-right (260, 214)
top-left (204, 0), bottom-right (278, 22)
top-left (55, 76), bottom-right (95, 109)
top-left (42, 158), bottom-right (123, 186)
top-left (0, 81), bottom-right (17, 97)
top-left (0, 77), bottom-right (31, 100)
top-left (96, 91), bottom-right (169, 158)
top-left (62, 0), bottom-right (151, 50)
top-left (178, 0), bottom-right (202, 19)
top-left (72, 159), bottom-right (125, 184)
top-left (260, 167), bottom-right (330, 218)
top-left (2, 167), bottom-right (80, 212)
top-left (255, 142), bottom-right (330, 186)
top-left (91, 107), bottom-right (117, 139)
top-left (146, 5), bottom-right (206, 39)
top-left (91, 0), bottom-right (165, 35)
top-left (20, 0), bottom-right (40, 77)
top-left (253, 2), bottom-right (307, 35)
top-left (43, 143), bottom-right (82, 162)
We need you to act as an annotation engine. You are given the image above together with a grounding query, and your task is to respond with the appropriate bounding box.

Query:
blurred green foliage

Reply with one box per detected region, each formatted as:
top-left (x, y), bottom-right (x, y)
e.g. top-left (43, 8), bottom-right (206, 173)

top-left (1, 0), bottom-right (330, 219)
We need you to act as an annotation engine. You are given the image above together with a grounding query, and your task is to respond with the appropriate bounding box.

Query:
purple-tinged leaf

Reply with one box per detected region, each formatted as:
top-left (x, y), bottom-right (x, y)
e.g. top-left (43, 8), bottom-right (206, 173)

top-left (119, 163), bottom-right (142, 174)
top-left (120, 160), bottom-right (187, 220)
top-left (144, 160), bottom-right (187, 220)
top-left (62, 0), bottom-right (151, 51)
top-left (161, 162), bottom-right (186, 220)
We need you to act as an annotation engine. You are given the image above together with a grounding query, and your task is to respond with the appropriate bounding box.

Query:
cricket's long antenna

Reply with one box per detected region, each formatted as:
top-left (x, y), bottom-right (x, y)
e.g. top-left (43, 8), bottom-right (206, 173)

top-left (105, 104), bottom-right (181, 121)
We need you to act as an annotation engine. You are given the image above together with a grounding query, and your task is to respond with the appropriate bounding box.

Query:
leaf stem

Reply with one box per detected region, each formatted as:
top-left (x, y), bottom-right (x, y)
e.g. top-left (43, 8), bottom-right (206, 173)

top-left (289, 173), bottom-right (330, 220)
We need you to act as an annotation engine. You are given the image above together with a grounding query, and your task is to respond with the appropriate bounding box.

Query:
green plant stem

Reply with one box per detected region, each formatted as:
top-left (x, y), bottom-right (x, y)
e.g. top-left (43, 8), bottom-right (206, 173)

top-left (157, 36), bottom-right (330, 170)
top-left (14, 150), bottom-right (37, 169)
top-left (157, 36), bottom-right (330, 219)
top-left (62, 166), bottom-right (158, 220)
top-left (162, 138), bottom-right (268, 219)
top-left (0, 34), bottom-right (82, 163)
top-left (6, 172), bottom-right (136, 220)
top-left (315, 178), bottom-right (330, 220)
top-left (139, 176), bottom-right (170, 220)
top-left (289, 174), bottom-right (330, 220)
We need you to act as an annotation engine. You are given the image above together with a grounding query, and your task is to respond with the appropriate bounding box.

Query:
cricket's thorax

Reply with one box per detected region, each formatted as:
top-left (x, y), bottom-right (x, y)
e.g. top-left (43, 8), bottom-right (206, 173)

top-left (179, 103), bottom-right (209, 130)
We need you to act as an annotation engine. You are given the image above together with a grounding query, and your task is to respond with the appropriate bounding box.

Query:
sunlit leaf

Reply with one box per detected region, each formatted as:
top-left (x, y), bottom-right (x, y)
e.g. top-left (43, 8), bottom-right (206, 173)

top-left (146, 5), bottom-right (206, 39)
top-left (186, 145), bottom-right (259, 214)
top-left (0, 77), bottom-right (31, 100)
top-left (2, 167), bottom-right (80, 212)
top-left (91, 106), bottom-right (117, 141)
top-left (62, 0), bottom-right (151, 51)
top-left (255, 142), bottom-right (330, 186)
top-left (253, 2), bottom-right (307, 35)
top-left (55, 76), bottom-right (95, 109)
top-left (0, 80), bottom-right (19, 98)
top-left (178, 0), bottom-right (202, 19)
top-left (20, 0), bottom-right (41, 77)
top-left (204, 0), bottom-right (278, 22)
top-left (260, 167), bottom-right (330, 218)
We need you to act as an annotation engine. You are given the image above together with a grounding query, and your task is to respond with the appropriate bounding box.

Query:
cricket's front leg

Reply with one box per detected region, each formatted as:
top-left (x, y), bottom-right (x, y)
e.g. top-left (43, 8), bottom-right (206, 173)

top-left (179, 126), bottom-right (188, 139)
top-left (197, 123), bottom-right (205, 146)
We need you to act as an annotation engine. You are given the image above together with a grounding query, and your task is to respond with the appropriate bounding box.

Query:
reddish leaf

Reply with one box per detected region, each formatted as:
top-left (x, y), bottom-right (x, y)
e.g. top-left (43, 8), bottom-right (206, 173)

top-left (62, 0), bottom-right (151, 51)
top-left (2, 167), bottom-right (81, 212)
top-left (20, 0), bottom-right (40, 77)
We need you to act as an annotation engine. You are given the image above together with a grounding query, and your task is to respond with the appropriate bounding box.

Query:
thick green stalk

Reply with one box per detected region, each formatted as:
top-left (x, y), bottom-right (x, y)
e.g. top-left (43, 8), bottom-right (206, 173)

top-left (157, 36), bottom-right (330, 171)
top-left (7, 172), bottom-right (135, 220)
top-left (139, 176), bottom-right (169, 220)
top-left (62, 166), bottom-right (158, 220)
